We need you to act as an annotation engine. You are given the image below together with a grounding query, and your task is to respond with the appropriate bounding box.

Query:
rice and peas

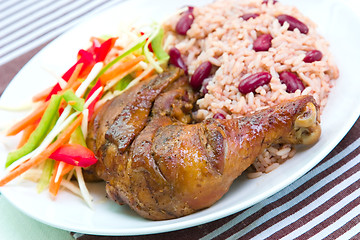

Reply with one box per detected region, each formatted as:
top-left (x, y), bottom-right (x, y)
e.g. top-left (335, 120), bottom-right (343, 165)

top-left (163, 0), bottom-right (339, 178)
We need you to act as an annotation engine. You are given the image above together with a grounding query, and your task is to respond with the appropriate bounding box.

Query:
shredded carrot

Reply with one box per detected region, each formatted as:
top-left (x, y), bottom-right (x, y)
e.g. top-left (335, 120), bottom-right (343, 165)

top-left (114, 45), bottom-right (124, 51)
top-left (6, 101), bottom-right (50, 136)
top-left (65, 80), bottom-right (82, 93)
top-left (49, 161), bottom-right (74, 197)
top-left (89, 36), bottom-right (105, 44)
top-left (63, 63), bottom-right (83, 91)
top-left (0, 115), bottom-right (83, 187)
top-left (49, 161), bottom-right (61, 196)
top-left (100, 55), bottom-right (145, 85)
top-left (135, 69), bottom-right (143, 78)
top-left (143, 68), bottom-right (154, 79)
top-left (67, 100), bottom-right (77, 106)
top-left (134, 66), bottom-right (154, 79)
top-left (17, 123), bottom-right (38, 149)
top-left (32, 86), bottom-right (53, 102)
top-left (61, 164), bottom-right (74, 176)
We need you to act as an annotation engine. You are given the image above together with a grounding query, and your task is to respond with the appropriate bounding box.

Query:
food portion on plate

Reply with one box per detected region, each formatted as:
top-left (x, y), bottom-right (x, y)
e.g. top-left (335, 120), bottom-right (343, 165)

top-left (0, 22), bottom-right (168, 206)
top-left (163, 0), bottom-right (338, 178)
top-left (87, 66), bottom-right (321, 220)
top-left (0, 0), bottom-right (338, 221)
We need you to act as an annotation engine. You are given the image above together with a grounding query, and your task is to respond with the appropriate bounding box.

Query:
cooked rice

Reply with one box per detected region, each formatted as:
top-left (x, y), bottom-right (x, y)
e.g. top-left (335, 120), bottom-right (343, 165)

top-left (164, 0), bottom-right (339, 177)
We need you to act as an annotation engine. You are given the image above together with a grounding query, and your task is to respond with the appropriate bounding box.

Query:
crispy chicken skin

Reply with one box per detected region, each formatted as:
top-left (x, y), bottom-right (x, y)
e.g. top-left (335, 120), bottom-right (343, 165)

top-left (87, 69), bottom-right (321, 220)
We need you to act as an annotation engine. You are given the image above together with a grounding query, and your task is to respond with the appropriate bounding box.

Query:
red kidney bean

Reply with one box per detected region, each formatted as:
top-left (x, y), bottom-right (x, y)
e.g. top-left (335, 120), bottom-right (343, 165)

top-left (190, 61), bottom-right (212, 90)
top-left (238, 72), bottom-right (272, 94)
top-left (175, 9), bottom-right (194, 35)
top-left (253, 34), bottom-right (273, 52)
top-left (213, 113), bottom-right (226, 119)
top-left (169, 47), bottom-right (188, 74)
top-left (241, 13), bottom-right (259, 21)
top-left (279, 71), bottom-right (305, 93)
top-left (277, 14), bottom-right (309, 34)
top-left (201, 81), bottom-right (209, 95)
top-left (303, 50), bottom-right (323, 63)
top-left (262, 0), bottom-right (278, 4)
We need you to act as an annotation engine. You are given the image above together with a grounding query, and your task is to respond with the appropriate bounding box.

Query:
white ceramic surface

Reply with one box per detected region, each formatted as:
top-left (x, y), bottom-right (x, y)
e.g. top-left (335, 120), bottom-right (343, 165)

top-left (1, 0), bottom-right (360, 236)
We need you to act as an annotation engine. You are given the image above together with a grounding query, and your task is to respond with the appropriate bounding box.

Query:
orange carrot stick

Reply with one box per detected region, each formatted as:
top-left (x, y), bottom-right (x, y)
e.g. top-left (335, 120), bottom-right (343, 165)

top-left (63, 80), bottom-right (82, 93)
top-left (48, 161), bottom-right (74, 197)
top-left (0, 115), bottom-right (83, 187)
top-left (64, 63), bottom-right (83, 90)
top-left (67, 101), bottom-right (77, 106)
top-left (32, 86), bottom-right (53, 102)
top-left (101, 55), bottom-right (145, 84)
top-left (49, 161), bottom-right (61, 196)
top-left (17, 124), bottom-right (37, 149)
top-left (61, 164), bottom-right (74, 176)
top-left (135, 70), bottom-right (143, 78)
top-left (6, 101), bottom-right (50, 136)
top-left (143, 68), bottom-right (155, 79)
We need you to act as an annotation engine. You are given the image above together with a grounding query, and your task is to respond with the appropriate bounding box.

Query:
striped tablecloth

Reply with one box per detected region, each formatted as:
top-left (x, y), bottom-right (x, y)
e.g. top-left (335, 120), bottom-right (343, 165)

top-left (1, 1), bottom-right (360, 239)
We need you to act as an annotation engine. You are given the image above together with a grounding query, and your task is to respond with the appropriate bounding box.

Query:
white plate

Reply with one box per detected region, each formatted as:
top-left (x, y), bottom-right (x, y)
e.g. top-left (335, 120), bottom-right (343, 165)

top-left (1, 0), bottom-right (360, 236)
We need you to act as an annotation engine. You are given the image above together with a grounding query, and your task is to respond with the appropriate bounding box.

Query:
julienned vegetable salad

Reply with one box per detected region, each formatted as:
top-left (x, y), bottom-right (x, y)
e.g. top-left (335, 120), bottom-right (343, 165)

top-left (0, 23), bottom-right (169, 207)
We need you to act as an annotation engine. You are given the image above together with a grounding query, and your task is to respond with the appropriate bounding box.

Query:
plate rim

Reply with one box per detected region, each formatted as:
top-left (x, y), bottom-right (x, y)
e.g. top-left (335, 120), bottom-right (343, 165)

top-left (1, 0), bottom-right (360, 236)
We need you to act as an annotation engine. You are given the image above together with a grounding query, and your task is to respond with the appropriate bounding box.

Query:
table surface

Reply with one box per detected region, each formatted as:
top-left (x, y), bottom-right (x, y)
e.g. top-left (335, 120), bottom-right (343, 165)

top-left (0, 1), bottom-right (360, 239)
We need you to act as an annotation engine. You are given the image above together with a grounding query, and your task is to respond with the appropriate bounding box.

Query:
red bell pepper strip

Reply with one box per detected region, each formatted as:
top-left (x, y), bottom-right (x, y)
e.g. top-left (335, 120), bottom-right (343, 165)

top-left (85, 79), bottom-right (103, 120)
top-left (76, 50), bottom-right (97, 78)
top-left (140, 32), bottom-right (153, 52)
top-left (94, 37), bottom-right (118, 62)
top-left (49, 143), bottom-right (97, 167)
top-left (45, 37), bottom-right (117, 101)
top-left (83, 37), bottom-right (117, 62)
top-left (45, 50), bottom-right (95, 101)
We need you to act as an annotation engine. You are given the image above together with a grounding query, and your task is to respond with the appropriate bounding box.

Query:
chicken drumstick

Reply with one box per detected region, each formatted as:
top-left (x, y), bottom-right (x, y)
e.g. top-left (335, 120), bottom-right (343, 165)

top-left (87, 69), bottom-right (321, 220)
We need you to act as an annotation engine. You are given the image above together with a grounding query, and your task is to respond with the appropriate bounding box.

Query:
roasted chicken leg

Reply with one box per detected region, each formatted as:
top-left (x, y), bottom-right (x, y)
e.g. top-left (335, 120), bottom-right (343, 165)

top-left (87, 69), bottom-right (321, 220)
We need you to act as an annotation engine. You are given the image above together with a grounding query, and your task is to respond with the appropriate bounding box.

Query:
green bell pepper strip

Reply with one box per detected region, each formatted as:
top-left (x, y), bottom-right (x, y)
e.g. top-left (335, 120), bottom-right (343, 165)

top-left (69, 126), bottom-right (87, 147)
top-left (151, 27), bottom-right (169, 63)
top-left (114, 74), bottom-right (133, 91)
top-left (6, 94), bottom-right (62, 168)
top-left (63, 89), bottom-right (85, 112)
top-left (36, 111), bottom-right (59, 193)
top-left (36, 159), bottom-right (54, 193)
top-left (144, 24), bottom-right (164, 73)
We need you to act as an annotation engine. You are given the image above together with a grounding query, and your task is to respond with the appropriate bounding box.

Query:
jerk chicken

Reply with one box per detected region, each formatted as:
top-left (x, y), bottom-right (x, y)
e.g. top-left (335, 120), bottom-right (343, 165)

top-left (87, 68), bottom-right (321, 220)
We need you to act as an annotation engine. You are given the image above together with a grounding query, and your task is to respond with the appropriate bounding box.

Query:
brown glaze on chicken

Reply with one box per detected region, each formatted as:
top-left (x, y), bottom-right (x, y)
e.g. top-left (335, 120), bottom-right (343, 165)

top-left (87, 69), bottom-right (321, 220)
